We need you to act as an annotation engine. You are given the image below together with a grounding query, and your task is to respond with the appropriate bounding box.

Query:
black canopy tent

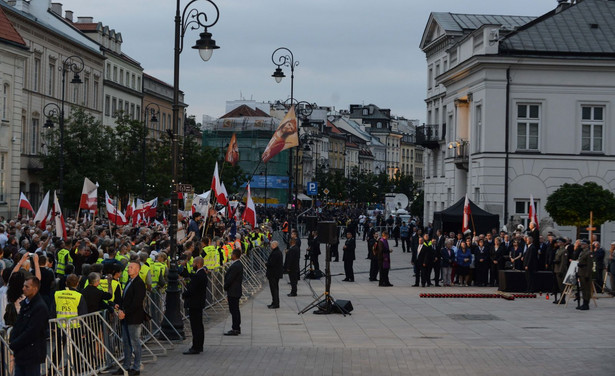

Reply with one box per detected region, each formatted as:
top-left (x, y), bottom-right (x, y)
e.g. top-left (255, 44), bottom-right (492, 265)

top-left (433, 197), bottom-right (499, 235)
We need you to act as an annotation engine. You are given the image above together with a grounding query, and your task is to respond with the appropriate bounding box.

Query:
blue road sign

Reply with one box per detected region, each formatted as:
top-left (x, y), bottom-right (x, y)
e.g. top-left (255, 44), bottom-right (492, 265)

top-left (307, 182), bottom-right (318, 196)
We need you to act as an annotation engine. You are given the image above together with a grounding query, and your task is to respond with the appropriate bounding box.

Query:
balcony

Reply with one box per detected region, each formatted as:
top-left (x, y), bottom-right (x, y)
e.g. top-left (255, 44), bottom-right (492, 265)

top-left (22, 154), bottom-right (43, 172)
top-left (448, 139), bottom-right (469, 171)
top-left (416, 124), bottom-right (444, 150)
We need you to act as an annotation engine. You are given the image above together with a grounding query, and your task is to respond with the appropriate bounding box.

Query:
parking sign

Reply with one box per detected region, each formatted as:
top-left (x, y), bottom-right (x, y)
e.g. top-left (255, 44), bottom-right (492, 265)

top-left (307, 182), bottom-right (318, 196)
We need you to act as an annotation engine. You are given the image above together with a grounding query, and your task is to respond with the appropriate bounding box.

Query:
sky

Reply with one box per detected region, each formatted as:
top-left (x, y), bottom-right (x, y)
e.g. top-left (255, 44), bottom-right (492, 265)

top-left (58, 0), bottom-right (556, 123)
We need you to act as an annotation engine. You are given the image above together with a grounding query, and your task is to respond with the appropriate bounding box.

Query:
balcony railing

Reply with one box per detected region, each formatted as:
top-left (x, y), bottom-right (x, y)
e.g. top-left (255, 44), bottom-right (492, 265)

top-left (448, 139), bottom-right (469, 171)
top-left (416, 124), bottom-right (445, 149)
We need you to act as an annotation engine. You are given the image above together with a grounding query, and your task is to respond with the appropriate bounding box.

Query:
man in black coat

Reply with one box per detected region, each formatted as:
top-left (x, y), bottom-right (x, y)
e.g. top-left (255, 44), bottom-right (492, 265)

top-left (224, 249), bottom-right (243, 336)
top-left (115, 261), bottom-right (146, 375)
top-left (266, 241), bottom-right (284, 309)
top-left (342, 231), bottom-right (356, 282)
top-left (10, 276), bottom-right (49, 376)
top-left (284, 237), bottom-right (301, 296)
top-left (417, 236), bottom-right (434, 287)
top-left (523, 235), bottom-right (539, 293)
top-left (182, 256), bottom-right (207, 354)
top-left (82, 272), bottom-right (113, 313)
top-left (307, 231), bottom-right (321, 271)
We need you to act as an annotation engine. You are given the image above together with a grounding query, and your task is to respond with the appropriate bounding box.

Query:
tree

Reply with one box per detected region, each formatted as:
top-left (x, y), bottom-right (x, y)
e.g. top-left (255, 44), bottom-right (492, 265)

top-left (410, 191), bottom-right (424, 220)
top-left (545, 181), bottom-right (615, 237)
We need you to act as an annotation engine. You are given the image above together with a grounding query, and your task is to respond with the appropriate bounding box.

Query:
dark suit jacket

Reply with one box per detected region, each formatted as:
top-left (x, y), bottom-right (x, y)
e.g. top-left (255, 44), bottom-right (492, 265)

top-left (284, 245), bottom-right (301, 280)
top-left (183, 268), bottom-right (208, 309)
top-left (266, 247), bottom-right (284, 280)
top-left (523, 244), bottom-right (538, 271)
top-left (343, 237), bottom-right (356, 261)
top-left (417, 244), bottom-right (434, 266)
top-left (82, 284), bottom-right (112, 313)
top-left (224, 260), bottom-right (243, 298)
top-left (121, 276), bottom-right (146, 325)
top-left (10, 293), bottom-right (49, 366)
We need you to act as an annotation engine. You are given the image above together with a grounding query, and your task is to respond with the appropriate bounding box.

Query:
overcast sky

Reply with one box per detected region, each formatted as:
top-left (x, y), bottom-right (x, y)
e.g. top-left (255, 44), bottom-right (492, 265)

top-left (59, 0), bottom-right (556, 123)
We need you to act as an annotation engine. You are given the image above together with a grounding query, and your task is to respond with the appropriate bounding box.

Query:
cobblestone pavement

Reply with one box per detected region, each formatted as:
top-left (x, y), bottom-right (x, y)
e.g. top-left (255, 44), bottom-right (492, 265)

top-left (146, 237), bottom-right (615, 375)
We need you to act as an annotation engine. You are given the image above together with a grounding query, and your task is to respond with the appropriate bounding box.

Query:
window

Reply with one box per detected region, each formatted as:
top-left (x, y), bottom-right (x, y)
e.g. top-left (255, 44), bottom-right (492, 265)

top-left (136, 105), bottom-right (140, 120)
top-left (0, 153), bottom-right (5, 202)
top-left (33, 58), bottom-right (41, 92)
top-left (126, 72), bottom-right (130, 87)
top-left (516, 104), bottom-right (540, 150)
top-left (1, 84), bottom-right (8, 121)
top-left (515, 199), bottom-right (540, 230)
top-left (93, 81), bottom-right (99, 110)
top-left (118, 100), bottom-right (124, 115)
top-left (428, 67), bottom-right (433, 89)
top-left (83, 77), bottom-right (89, 106)
top-left (119, 69), bottom-right (124, 85)
top-left (125, 101), bottom-right (129, 115)
top-left (130, 103), bottom-right (135, 119)
top-left (162, 112), bottom-right (166, 129)
top-left (31, 118), bottom-right (39, 155)
top-left (137, 77), bottom-right (141, 89)
top-left (106, 63), bottom-right (111, 79)
top-left (581, 106), bottom-right (604, 152)
top-left (72, 85), bottom-right (78, 104)
top-left (475, 105), bottom-right (482, 152)
top-left (104, 95), bottom-right (110, 116)
top-left (48, 63), bottom-right (55, 96)
top-left (131, 74), bottom-right (135, 89)
top-left (113, 66), bottom-right (117, 82)
top-left (362, 108), bottom-right (368, 116)
top-left (111, 97), bottom-right (117, 117)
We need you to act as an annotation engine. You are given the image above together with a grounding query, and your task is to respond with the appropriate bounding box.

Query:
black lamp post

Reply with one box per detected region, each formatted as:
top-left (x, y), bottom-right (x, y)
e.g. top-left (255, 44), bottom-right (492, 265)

top-left (43, 55), bottom-right (84, 211)
top-left (142, 103), bottom-right (160, 198)
top-left (271, 47), bottom-right (298, 211)
top-left (161, 0), bottom-right (220, 340)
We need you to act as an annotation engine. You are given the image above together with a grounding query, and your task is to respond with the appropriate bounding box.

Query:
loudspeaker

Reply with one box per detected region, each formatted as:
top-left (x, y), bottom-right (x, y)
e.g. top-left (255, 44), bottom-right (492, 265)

top-left (317, 221), bottom-right (337, 244)
top-left (318, 299), bottom-right (353, 313)
top-left (305, 216), bottom-right (318, 232)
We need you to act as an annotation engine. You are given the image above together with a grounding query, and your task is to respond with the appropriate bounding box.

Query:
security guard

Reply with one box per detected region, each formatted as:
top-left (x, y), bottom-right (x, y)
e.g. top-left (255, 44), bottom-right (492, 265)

top-left (151, 252), bottom-right (168, 291)
top-left (576, 239), bottom-right (592, 310)
top-left (56, 240), bottom-right (73, 277)
top-left (138, 252), bottom-right (153, 290)
top-left (53, 274), bottom-right (88, 327)
top-left (99, 264), bottom-right (123, 305)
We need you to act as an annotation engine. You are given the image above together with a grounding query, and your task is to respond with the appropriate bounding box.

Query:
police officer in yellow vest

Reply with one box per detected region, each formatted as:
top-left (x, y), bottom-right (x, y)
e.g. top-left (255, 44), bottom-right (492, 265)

top-left (56, 239), bottom-right (73, 277)
top-left (202, 237), bottom-right (220, 270)
top-left (53, 274), bottom-right (88, 327)
top-left (151, 252), bottom-right (168, 291)
top-left (138, 252), bottom-right (153, 291)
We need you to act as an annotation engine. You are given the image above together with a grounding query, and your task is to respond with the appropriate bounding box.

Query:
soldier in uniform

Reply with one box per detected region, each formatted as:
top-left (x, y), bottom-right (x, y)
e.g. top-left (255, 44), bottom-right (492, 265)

top-left (552, 238), bottom-right (569, 304)
top-left (576, 239), bottom-right (592, 310)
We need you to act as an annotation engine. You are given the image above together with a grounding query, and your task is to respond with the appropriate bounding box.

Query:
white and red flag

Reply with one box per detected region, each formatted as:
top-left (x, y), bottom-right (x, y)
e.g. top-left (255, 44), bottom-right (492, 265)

top-left (242, 184), bottom-right (256, 228)
top-left (211, 161), bottom-right (220, 195)
top-left (529, 194), bottom-right (539, 229)
top-left (79, 178), bottom-right (98, 211)
top-left (19, 192), bottom-right (35, 214)
top-left (462, 194), bottom-right (472, 234)
top-left (105, 191), bottom-right (129, 226)
top-left (218, 182), bottom-right (228, 206)
top-left (33, 191), bottom-right (50, 228)
top-left (53, 191), bottom-right (67, 239)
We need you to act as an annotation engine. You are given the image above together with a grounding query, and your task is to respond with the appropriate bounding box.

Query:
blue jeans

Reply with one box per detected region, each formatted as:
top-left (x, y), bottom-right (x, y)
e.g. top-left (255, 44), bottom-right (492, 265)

top-left (121, 323), bottom-right (142, 371)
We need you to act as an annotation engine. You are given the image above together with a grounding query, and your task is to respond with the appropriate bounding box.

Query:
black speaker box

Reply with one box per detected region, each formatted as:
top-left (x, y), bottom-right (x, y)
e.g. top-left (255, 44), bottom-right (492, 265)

top-left (318, 299), bottom-right (353, 313)
top-left (305, 216), bottom-right (318, 231)
top-left (317, 221), bottom-right (337, 244)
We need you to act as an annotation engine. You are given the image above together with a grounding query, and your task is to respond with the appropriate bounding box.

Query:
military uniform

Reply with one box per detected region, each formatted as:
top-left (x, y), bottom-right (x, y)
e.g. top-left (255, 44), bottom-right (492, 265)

top-left (576, 244), bottom-right (592, 310)
top-left (552, 243), bottom-right (569, 303)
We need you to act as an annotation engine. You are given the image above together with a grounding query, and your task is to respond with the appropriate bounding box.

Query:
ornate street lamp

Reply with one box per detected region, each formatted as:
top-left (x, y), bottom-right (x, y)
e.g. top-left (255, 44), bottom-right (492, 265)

top-left (162, 0), bottom-right (220, 339)
top-left (142, 103), bottom-right (160, 198)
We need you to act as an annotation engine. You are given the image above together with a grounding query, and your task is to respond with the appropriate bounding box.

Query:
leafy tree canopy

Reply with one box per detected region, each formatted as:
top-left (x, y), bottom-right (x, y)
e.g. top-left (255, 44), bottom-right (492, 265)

top-left (545, 181), bottom-right (615, 227)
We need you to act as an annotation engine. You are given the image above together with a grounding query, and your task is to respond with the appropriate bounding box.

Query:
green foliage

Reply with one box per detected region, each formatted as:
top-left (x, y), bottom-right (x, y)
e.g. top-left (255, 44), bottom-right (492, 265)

top-left (410, 191), bottom-right (424, 218)
top-left (545, 182), bottom-right (615, 227)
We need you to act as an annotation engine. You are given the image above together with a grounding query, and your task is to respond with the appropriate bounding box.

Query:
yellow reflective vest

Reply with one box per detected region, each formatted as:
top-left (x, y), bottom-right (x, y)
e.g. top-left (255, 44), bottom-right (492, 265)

top-left (151, 261), bottom-right (167, 289)
top-left (98, 279), bottom-right (121, 304)
top-left (56, 248), bottom-right (73, 275)
top-left (54, 289), bottom-right (82, 328)
top-left (203, 246), bottom-right (220, 270)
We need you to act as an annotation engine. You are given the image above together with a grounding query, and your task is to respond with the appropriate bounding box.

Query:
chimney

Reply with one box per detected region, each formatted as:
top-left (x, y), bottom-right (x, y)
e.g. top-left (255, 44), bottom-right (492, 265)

top-left (65, 10), bottom-right (73, 22)
top-left (50, 2), bottom-right (62, 16)
top-left (77, 16), bottom-right (94, 23)
top-left (12, 0), bottom-right (30, 12)
top-left (555, 0), bottom-right (570, 13)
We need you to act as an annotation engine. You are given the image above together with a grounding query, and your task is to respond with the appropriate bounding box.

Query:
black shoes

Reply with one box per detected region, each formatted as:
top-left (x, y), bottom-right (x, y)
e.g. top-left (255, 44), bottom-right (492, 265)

top-left (113, 369), bottom-right (125, 375)
top-left (183, 348), bottom-right (202, 355)
top-left (224, 330), bottom-right (240, 336)
top-left (369, 278), bottom-right (378, 282)
top-left (342, 279), bottom-right (354, 282)
top-left (287, 293), bottom-right (297, 297)
top-left (267, 304), bottom-right (279, 309)
top-left (412, 284), bottom-right (419, 287)
top-left (129, 370), bottom-right (140, 376)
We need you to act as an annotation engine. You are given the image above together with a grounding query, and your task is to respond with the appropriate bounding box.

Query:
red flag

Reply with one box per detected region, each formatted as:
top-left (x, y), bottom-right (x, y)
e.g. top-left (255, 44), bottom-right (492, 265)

top-left (105, 191), bottom-right (129, 225)
top-left (242, 184), bottom-right (256, 228)
top-left (53, 191), bottom-right (67, 240)
top-left (529, 194), bottom-right (539, 229)
top-left (79, 178), bottom-right (98, 211)
top-left (462, 194), bottom-right (471, 234)
top-left (217, 182), bottom-right (228, 206)
top-left (262, 106), bottom-right (298, 163)
top-left (211, 161), bottom-right (220, 195)
top-left (125, 197), bottom-right (134, 219)
top-left (34, 191), bottom-right (50, 229)
top-left (19, 192), bottom-right (35, 213)
top-left (225, 133), bottom-right (239, 166)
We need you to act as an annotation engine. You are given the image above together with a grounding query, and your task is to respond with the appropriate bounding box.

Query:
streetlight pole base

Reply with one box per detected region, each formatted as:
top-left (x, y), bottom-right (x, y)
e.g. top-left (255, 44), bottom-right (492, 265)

top-left (161, 264), bottom-right (185, 340)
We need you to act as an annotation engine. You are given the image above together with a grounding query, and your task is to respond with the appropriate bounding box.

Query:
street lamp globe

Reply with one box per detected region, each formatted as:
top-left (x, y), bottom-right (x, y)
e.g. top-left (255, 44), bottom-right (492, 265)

top-left (192, 30), bottom-right (219, 62)
top-left (272, 67), bottom-right (285, 83)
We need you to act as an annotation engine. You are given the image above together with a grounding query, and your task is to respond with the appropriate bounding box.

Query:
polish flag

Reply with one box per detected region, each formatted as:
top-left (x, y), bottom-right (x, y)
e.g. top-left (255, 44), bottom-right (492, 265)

top-left (211, 161), bottom-right (220, 196)
top-left (529, 194), bottom-right (539, 229)
top-left (19, 192), bottom-right (35, 214)
top-left (79, 178), bottom-right (98, 211)
top-left (105, 191), bottom-right (129, 226)
top-left (242, 184), bottom-right (256, 228)
top-left (462, 194), bottom-right (471, 234)
top-left (217, 182), bottom-right (228, 206)
top-left (34, 191), bottom-right (50, 229)
top-left (125, 197), bottom-right (134, 219)
top-left (53, 191), bottom-right (67, 240)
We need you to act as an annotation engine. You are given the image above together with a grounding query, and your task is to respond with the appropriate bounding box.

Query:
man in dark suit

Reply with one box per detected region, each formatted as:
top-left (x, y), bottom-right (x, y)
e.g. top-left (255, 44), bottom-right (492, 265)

top-left (224, 249), bottom-right (243, 335)
top-left (417, 235), bottom-right (434, 287)
top-left (342, 231), bottom-right (356, 282)
top-left (433, 230), bottom-right (445, 286)
top-left (10, 276), bottom-right (49, 376)
top-left (115, 261), bottom-right (146, 375)
top-left (182, 256), bottom-right (207, 354)
top-left (284, 237), bottom-right (301, 296)
top-left (523, 235), bottom-right (538, 293)
top-left (266, 241), bottom-right (284, 309)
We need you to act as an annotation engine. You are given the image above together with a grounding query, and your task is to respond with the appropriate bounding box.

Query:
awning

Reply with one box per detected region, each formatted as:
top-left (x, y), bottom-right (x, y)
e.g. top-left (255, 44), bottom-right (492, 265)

top-left (297, 193), bottom-right (313, 201)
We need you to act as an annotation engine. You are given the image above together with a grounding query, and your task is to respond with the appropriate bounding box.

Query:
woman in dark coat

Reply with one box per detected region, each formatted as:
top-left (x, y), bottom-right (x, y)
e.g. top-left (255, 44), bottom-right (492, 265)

top-left (376, 231), bottom-right (393, 287)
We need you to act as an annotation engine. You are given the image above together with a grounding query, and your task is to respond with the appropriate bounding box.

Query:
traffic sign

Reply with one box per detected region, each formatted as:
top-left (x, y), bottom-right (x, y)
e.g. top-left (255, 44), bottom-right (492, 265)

top-left (178, 183), bottom-right (193, 193)
top-left (307, 182), bottom-right (318, 196)
top-left (323, 188), bottom-right (330, 195)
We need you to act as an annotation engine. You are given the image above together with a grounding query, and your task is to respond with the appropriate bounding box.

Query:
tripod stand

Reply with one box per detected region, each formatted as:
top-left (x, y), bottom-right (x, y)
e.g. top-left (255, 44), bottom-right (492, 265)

top-left (298, 244), bottom-right (351, 316)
